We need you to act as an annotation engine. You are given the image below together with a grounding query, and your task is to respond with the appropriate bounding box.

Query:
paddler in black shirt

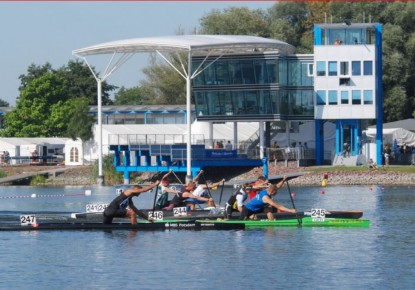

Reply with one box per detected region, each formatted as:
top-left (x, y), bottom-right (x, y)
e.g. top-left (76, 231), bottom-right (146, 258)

top-left (103, 181), bottom-right (160, 224)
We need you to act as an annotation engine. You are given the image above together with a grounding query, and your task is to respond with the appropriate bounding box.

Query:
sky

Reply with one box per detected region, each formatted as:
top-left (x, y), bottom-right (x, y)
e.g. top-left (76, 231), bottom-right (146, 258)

top-left (0, 1), bottom-right (275, 106)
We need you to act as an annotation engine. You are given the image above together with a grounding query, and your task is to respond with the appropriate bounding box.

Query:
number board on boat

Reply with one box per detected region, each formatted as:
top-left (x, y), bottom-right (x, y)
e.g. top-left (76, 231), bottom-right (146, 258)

top-left (20, 215), bottom-right (37, 226)
top-left (86, 204), bottom-right (109, 213)
top-left (173, 207), bottom-right (188, 217)
top-left (311, 209), bottom-right (326, 222)
top-left (148, 211), bottom-right (163, 220)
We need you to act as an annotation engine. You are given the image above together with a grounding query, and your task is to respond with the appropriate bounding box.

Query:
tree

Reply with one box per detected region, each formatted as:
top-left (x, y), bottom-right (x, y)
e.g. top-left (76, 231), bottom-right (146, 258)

top-left (18, 60), bottom-right (116, 106)
top-left (384, 86), bottom-right (409, 122)
top-left (199, 7), bottom-right (271, 37)
top-left (0, 99), bottom-right (9, 107)
top-left (114, 86), bottom-right (145, 105)
top-left (140, 53), bottom-right (187, 105)
top-left (1, 73), bottom-right (69, 137)
top-left (65, 97), bottom-right (95, 141)
top-left (57, 60), bottom-right (116, 105)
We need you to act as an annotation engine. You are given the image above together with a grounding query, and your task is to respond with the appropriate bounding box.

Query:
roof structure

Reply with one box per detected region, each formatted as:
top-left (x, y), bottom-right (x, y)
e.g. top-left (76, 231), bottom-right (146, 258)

top-left (369, 119), bottom-right (415, 132)
top-left (73, 35), bottom-right (295, 57)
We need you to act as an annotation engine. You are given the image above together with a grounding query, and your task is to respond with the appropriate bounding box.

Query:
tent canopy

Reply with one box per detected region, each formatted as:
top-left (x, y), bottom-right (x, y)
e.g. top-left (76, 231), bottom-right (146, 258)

top-left (365, 128), bottom-right (415, 147)
top-left (73, 35), bottom-right (295, 57)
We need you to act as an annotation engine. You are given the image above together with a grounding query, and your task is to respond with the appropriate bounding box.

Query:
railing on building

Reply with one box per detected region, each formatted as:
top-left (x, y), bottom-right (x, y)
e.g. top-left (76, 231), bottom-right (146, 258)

top-left (108, 134), bottom-right (333, 166)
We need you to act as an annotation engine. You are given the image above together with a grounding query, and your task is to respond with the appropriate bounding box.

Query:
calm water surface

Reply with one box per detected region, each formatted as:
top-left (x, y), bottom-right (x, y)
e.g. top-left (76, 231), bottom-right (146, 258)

top-left (0, 184), bottom-right (414, 290)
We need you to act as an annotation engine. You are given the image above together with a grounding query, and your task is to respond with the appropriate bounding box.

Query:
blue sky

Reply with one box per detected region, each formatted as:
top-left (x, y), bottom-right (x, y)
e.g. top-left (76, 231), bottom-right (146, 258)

top-left (0, 1), bottom-right (275, 106)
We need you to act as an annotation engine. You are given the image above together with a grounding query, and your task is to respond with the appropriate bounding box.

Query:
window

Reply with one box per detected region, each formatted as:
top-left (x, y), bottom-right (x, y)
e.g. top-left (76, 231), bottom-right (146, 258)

top-left (352, 61), bottom-right (361, 76)
top-left (341, 91), bottom-right (349, 104)
top-left (307, 63), bottom-right (314, 76)
top-left (316, 61), bottom-right (326, 76)
top-left (340, 62), bottom-right (349, 76)
top-left (70, 147), bottom-right (79, 163)
top-left (316, 90), bottom-right (326, 105)
top-left (352, 90), bottom-right (361, 105)
top-left (363, 90), bottom-right (373, 104)
top-left (328, 61), bottom-right (337, 76)
top-left (328, 90), bottom-right (338, 105)
top-left (363, 61), bottom-right (373, 76)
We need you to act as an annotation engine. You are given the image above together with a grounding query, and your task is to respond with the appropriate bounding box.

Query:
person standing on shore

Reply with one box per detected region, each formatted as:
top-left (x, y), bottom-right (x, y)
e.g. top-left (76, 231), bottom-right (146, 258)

top-left (103, 181), bottom-right (160, 224)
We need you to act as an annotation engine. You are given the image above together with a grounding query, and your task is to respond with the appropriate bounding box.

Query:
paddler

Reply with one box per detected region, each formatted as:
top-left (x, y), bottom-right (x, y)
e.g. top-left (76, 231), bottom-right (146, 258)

top-left (154, 170), bottom-right (181, 210)
top-left (224, 183), bottom-right (250, 220)
top-left (186, 178), bottom-right (225, 210)
top-left (103, 181), bottom-right (160, 224)
top-left (162, 181), bottom-right (213, 211)
top-left (240, 177), bottom-right (296, 220)
top-left (248, 176), bottom-right (269, 200)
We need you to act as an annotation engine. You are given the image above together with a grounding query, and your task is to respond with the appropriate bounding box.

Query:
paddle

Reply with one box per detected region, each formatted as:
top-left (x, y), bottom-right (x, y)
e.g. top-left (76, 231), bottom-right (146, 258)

top-left (201, 171), bottom-right (216, 208)
top-left (152, 181), bottom-right (159, 211)
top-left (171, 171), bottom-right (183, 185)
top-left (218, 180), bottom-right (225, 206)
top-left (286, 180), bottom-right (302, 227)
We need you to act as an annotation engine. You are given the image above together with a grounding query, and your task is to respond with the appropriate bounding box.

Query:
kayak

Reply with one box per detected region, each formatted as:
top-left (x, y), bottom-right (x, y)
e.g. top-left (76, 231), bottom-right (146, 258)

top-left (72, 209), bottom-right (364, 221)
top-left (0, 219), bottom-right (244, 232)
top-left (197, 217), bottom-right (370, 228)
top-left (0, 216), bottom-right (369, 231)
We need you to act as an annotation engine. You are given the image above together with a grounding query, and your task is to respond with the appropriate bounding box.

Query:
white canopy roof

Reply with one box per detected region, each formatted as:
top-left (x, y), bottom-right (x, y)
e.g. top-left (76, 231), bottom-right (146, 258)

top-left (73, 35), bottom-right (295, 57)
top-left (365, 128), bottom-right (415, 147)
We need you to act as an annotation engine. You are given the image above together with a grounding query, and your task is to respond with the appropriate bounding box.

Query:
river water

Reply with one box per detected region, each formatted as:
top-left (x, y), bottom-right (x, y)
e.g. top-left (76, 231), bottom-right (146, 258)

top-left (0, 184), bottom-right (414, 290)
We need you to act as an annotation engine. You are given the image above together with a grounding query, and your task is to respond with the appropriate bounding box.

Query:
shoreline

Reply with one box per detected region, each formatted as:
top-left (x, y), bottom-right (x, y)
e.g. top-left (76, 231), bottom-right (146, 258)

top-left (2, 164), bottom-right (415, 186)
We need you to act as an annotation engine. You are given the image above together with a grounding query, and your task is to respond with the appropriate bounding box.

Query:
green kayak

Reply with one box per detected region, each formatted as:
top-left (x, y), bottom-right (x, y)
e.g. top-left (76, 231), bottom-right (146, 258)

top-left (197, 217), bottom-right (370, 228)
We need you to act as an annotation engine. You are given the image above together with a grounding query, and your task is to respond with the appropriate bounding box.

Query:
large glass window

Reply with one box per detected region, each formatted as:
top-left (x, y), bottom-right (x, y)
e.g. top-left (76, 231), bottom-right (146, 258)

top-left (363, 61), bottom-right (373, 76)
top-left (228, 61), bottom-right (242, 84)
top-left (241, 60), bottom-right (255, 84)
top-left (341, 91), bottom-right (349, 104)
top-left (352, 90), bottom-right (361, 105)
top-left (288, 60), bottom-right (300, 86)
top-left (266, 59), bottom-right (278, 83)
top-left (352, 61), bottom-right (361, 76)
top-left (316, 61), bottom-right (326, 76)
top-left (328, 29), bottom-right (346, 45)
top-left (278, 59), bottom-right (288, 85)
top-left (316, 90), bottom-right (326, 105)
top-left (363, 90), bottom-right (373, 104)
top-left (328, 61), bottom-right (337, 76)
top-left (253, 60), bottom-right (265, 84)
top-left (215, 61), bottom-right (230, 85)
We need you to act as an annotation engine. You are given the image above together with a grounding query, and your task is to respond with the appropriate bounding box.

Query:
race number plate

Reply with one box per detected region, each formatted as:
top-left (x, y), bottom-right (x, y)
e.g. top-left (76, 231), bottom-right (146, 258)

top-left (20, 215), bottom-right (37, 226)
top-left (86, 204), bottom-right (109, 213)
top-left (148, 211), bottom-right (163, 220)
top-left (311, 209), bottom-right (326, 222)
top-left (173, 207), bottom-right (188, 217)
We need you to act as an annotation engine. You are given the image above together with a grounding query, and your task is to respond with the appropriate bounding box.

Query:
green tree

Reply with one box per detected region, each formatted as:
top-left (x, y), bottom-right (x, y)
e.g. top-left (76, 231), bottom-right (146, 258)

top-left (140, 54), bottom-right (187, 105)
top-left (57, 60), bottom-right (116, 105)
top-left (65, 97), bottom-right (95, 141)
top-left (19, 60), bottom-right (115, 106)
top-left (384, 86), bottom-right (409, 122)
top-left (114, 86), bottom-right (144, 105)
top-left (199, 7), bottom-right (271, 37)
top-left (1, 73), bottom-right (69, 137)
top-left (0, 99), bottom-right (9, 107)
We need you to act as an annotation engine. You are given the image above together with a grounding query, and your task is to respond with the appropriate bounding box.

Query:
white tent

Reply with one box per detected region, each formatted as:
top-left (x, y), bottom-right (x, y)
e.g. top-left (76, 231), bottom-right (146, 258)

top-left (364, 127), bottom-right (415, 146)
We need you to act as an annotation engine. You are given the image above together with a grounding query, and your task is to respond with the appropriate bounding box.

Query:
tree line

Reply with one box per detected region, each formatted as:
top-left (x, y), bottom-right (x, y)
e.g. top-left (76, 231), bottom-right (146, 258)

top-left (1, 1), bottom-right (415, 139)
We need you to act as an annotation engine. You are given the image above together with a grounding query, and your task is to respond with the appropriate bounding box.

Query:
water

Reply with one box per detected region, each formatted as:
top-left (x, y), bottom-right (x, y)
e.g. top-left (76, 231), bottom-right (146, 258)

top-left (0, 184), bottom-right (414, 289)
